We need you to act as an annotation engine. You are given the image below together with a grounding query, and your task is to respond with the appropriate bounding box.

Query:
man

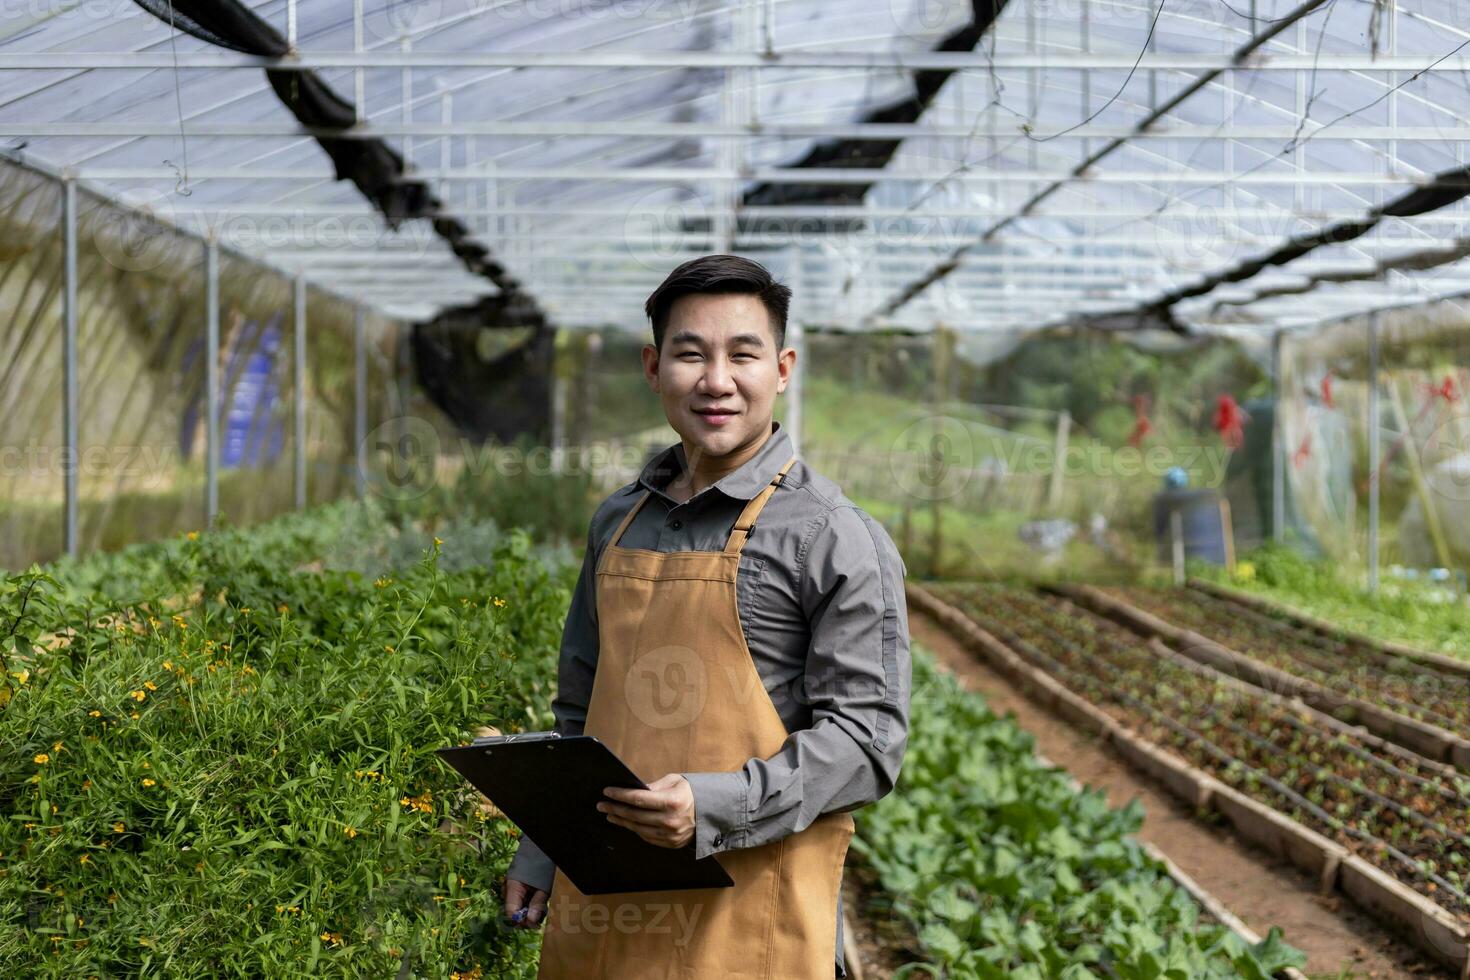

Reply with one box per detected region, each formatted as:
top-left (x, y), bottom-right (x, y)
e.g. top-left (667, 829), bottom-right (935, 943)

top-left (503, 254), bottom-right (911, 979)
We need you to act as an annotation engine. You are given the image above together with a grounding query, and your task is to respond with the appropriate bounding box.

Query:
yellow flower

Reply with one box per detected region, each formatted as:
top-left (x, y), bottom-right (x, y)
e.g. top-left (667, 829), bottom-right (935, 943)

top-left (241, 608), bottom-right (252, 616)
top-left (384, 645), bottom-right (394, 653)
top-left (1232, 560), bottom-right (1256, 583)
top-left (492, 597), bottom-right (507, 608)
top-left (433, 536), bottom-right (443, 547)
top-left (374, 577), bottom-right (391, 589)
top-left (141, 778), bottom-right (156, 787)
top-left (130, 690), bottom-right (146, 702)
top-left (81, 779), bottom-right (92, 791)
top-left (88, 710), bottom-right (101, 718)
top-left (33, 753), bottom-right (49, 765)
top-left (186, 531), bottom-right (199, 541)
top-left (15, 669), bottom-right (29, 685)
top-left (162, 662), bottom-right (173, 671)
top-left (277, 604), bottom-right (289, 615)
top-left (79, 854), bottom-right (91, 865)
top-left (130, 712), bottom-right (140, 720)
top-left (113, 822), bottom-right (125, 833)
top-left (320, 931), bottom-right (343, 947)
top-left (344, 826), bottom-right (358, 839)
top-left (143, 681), bottom-right (158, 692)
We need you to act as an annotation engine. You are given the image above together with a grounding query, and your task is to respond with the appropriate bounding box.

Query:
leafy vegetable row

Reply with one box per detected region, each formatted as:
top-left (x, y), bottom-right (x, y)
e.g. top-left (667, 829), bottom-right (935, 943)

top-left (851, 648), bottom-right (1306, 979)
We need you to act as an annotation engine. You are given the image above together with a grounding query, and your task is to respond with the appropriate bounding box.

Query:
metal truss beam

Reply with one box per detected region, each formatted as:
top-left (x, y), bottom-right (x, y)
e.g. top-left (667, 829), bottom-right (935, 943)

top-left (2, 51), bottom-right (1464, 71)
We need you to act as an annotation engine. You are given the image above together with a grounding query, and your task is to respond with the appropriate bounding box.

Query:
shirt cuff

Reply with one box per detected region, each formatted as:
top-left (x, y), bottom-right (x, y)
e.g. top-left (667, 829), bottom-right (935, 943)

top-left (506, 833), bottom-right (556, 893)
top-left (681, 771), bottom-right (749, 859)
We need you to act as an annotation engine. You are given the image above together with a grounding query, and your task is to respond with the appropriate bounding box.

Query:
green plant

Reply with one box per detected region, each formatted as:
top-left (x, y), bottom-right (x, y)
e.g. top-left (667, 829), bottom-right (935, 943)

top-left (1, 531), bottom-right (575, 977)
top-left (853, 648), bottom-right (1306, 978)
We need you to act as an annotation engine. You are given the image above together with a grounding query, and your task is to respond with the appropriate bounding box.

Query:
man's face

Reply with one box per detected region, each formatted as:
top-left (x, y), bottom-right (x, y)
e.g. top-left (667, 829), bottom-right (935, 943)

top-left (642, 292), bottom-right (794, 460)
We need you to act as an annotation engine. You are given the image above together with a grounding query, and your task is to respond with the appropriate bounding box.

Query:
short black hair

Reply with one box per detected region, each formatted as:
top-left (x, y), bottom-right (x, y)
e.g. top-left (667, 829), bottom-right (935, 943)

top-left (643, 254), bottom-right (791, 352)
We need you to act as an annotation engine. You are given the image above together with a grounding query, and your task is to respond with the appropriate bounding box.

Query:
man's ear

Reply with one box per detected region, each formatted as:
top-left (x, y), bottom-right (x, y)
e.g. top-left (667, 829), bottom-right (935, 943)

top-left (775, 345), bottom-right (796, 392)
top-left (642, 343), bottom-right (661, 391)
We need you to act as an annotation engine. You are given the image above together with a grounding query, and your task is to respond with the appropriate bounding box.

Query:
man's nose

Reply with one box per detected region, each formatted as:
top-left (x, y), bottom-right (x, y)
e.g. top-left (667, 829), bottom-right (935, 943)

top-left (699, 359), bottom-right (737, 392)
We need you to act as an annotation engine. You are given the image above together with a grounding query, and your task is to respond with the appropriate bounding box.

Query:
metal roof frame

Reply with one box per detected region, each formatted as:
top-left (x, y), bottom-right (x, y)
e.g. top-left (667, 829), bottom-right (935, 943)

top-left (1, 0), bottom-right (1468, 334)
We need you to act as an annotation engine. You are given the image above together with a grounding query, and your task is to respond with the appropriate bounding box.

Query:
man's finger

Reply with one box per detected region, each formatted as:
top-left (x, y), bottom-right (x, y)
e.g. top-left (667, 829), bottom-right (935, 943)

top-left (525, 888), bottom-right (549, 926)
top-left (600, 800), bottom-right (674, 826)
top-left (605, 813), bottom-right (682, 847)
top-left (601, 786), bottom-right (667, 809)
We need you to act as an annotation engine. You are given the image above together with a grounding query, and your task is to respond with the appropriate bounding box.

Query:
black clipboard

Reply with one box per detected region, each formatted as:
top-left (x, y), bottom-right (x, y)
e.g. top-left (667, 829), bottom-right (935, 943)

top-left (436, 732), bottom-right (735, 895)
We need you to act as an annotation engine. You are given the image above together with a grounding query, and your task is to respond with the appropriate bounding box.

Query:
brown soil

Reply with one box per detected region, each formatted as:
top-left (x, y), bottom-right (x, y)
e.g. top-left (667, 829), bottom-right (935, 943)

top-left (910, 606), bottom-right (1456, 980)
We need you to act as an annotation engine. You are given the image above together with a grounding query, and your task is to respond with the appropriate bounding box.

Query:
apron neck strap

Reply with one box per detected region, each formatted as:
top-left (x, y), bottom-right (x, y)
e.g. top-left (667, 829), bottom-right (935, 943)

top-left (609, 490), bottom-right (651, 550)
top-left (723, 456), bottom-right (799, 555)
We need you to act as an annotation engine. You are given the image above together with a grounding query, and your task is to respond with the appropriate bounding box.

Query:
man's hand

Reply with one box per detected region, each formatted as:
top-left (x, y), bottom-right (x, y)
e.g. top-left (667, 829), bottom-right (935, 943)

top-left (503, 877), bottom-right (548, 929)
top-left (598, 773), bottom-right (695, 848)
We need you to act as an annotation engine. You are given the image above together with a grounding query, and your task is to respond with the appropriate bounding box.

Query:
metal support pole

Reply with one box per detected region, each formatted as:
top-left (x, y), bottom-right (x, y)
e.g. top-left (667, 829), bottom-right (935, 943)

top-left (1367, 311), bottom-right (1381, 593)
top-left (294, 275), bottom-right (307, 509)
top-left (550, 329), bottom-right (566, 476)
top-left (787, 318), bottom-right (803, 456)
top-left (354, 306), bottom-right (367, 499)
top-left (1271, 328), bottom-right (1285, 544)
top-left (352, 0), bottom-right (364, 117)
top-left (205, 235), bottom-right (220, 527)
top-left (784, 246), bottom-right (804, 455)
top-left (62, 177), bottom-right (79, 556)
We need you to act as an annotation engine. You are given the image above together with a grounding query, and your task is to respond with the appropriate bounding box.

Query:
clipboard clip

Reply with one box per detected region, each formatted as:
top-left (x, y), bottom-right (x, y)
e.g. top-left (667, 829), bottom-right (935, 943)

top-left (472, 730), bottom-right (563, 748)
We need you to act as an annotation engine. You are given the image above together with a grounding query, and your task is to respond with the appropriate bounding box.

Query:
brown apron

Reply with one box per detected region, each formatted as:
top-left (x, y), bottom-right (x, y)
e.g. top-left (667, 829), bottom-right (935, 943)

top-left (536, 455), bottom-right (854, 980)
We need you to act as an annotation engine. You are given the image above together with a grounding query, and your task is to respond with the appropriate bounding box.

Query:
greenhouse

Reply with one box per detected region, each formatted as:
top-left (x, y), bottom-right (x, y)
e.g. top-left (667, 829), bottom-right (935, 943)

top-left (3, 0), bottom-right (1469, 976)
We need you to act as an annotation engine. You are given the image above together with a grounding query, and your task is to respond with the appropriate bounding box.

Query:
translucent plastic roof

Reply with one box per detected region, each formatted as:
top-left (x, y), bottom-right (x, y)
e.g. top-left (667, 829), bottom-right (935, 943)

top-left (3, 0), bottom-right (1468, 334)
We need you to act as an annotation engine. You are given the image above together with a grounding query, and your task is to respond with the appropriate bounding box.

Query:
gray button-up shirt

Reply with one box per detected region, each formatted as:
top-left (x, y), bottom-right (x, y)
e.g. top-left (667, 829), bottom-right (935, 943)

top-left (506, 419), bottom-right (911, 977)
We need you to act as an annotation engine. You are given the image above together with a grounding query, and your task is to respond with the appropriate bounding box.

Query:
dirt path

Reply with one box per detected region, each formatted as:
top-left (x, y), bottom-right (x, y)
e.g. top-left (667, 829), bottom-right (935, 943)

top-left (911, 607), bottom-right (1454, 980)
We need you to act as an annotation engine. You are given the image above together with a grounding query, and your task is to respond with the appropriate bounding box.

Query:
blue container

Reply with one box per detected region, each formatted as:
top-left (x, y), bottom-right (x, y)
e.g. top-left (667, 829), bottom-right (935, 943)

top-left (1153, 488), bottom-right (1230, 565)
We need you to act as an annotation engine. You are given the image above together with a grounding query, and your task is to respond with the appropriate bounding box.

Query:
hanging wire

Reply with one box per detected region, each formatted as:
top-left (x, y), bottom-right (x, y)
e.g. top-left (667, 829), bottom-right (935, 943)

top-left (163, 0), bottom-right (193, 196)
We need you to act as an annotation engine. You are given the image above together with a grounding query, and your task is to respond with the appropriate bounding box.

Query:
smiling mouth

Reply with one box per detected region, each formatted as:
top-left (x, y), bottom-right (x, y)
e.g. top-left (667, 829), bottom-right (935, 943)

top-left (694, 408), bottom-right (738, 416)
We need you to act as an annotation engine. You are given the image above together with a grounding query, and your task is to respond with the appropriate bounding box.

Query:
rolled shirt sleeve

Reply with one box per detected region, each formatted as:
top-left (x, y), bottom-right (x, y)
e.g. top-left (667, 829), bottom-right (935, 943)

top-left (506, 520), bottom-right (603, 891)
top-left (683, 505), bottom-right (911, 860)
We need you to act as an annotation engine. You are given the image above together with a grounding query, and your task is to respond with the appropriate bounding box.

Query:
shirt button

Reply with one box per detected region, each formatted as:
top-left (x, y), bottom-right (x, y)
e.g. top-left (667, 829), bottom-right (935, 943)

top-left (670, 519), bottom-right (682, 530)
top-left (713, 833), bottom-right (724, 847)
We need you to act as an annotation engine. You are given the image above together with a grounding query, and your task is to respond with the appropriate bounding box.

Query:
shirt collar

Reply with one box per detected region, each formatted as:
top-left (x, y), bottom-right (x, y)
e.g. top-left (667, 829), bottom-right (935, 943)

top-left (629, 420), bottom-right (795, 502)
